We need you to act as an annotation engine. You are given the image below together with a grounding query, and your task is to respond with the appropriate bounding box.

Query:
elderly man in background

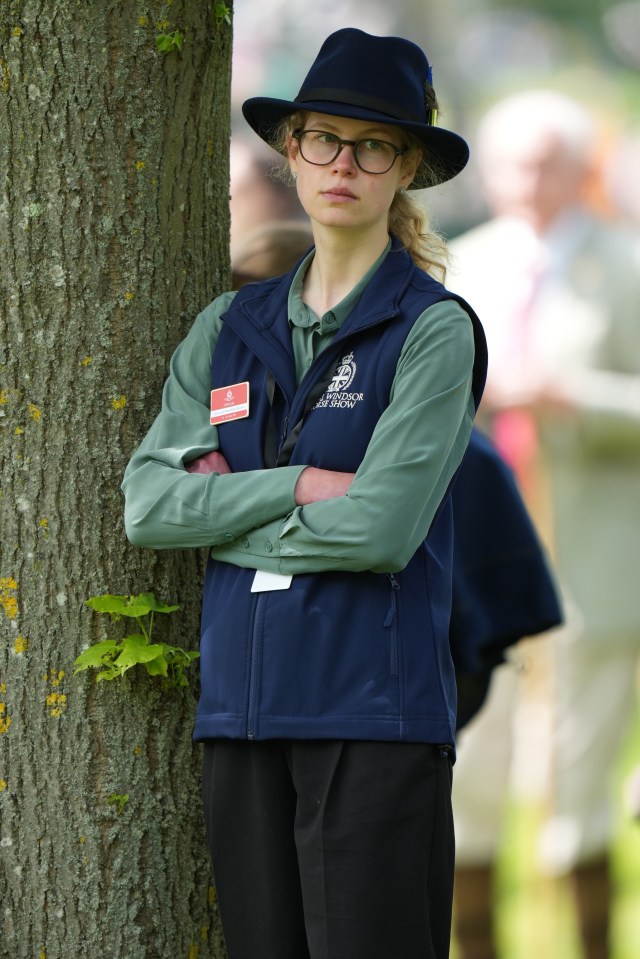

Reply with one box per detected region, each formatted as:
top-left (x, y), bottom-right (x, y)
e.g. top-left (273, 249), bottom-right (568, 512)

top-left (448, 90), bottom-right (640, 959)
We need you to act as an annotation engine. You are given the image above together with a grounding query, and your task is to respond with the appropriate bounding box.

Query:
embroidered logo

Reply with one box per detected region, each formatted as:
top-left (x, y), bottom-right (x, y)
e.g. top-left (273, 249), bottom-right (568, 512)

top-left (327, 352), bottom-right (357, 392)
top-left (314, 352), bottom-right (364, 410)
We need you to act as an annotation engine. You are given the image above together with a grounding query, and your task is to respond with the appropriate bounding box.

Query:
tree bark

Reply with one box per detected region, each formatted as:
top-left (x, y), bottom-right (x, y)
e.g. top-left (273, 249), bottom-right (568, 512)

top-left (0, 2), bottom-right (231, 956)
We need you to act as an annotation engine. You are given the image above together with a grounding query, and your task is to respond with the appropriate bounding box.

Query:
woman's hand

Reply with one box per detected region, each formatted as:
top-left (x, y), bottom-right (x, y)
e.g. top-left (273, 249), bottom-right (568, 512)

top-left (294, 467), bottom-right (355, 505)
top-left (185, 455), bottom-right (354, 506)
top-left (185, 451), bottom-right (232, 475)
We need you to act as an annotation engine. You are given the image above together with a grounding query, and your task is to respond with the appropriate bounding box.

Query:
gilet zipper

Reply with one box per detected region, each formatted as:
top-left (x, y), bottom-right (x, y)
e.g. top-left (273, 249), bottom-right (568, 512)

top-left (384, 573), bottom-right (400, 676)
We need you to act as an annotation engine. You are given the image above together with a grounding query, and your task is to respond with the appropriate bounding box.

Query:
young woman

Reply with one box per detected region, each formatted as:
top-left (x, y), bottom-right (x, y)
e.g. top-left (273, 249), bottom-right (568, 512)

top-left (123, 27), bottom-right (486, 959)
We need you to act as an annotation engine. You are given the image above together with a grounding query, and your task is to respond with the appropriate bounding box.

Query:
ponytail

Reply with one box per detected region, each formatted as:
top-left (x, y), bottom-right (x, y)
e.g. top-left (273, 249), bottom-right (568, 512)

top-left (388, 187), bottom-right (449, 284)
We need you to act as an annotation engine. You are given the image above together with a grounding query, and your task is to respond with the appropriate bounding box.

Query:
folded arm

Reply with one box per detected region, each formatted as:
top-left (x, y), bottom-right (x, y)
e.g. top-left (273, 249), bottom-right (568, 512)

top-left (122, 294), bottom-right (307, 549)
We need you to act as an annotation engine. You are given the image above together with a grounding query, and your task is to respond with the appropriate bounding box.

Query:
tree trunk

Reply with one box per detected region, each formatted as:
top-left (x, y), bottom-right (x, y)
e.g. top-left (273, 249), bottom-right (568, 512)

top-left (0, 2), bottom-right (231, 956)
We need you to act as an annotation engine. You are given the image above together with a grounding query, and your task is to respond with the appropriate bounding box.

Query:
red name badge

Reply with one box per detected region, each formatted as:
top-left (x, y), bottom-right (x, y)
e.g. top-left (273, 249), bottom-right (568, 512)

top-left (210, 381), bottom-right (250, 426)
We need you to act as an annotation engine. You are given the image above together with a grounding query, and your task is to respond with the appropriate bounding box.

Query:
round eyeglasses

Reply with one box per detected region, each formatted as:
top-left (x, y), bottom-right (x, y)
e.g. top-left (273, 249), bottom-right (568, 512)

top-left (292, 129), bottom-right (407, 175)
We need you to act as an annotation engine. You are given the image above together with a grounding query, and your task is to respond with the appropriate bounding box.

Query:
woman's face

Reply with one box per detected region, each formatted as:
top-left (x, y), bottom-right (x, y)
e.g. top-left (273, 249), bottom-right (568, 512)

top-left (287, 112), bottom-right (420, 235)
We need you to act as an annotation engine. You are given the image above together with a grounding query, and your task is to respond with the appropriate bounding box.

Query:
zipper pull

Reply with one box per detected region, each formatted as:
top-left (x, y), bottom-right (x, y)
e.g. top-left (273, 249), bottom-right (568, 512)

top-left (384, 574), bottom-right (400, 627)
top-left (276, 414), bottom-right (290, 463)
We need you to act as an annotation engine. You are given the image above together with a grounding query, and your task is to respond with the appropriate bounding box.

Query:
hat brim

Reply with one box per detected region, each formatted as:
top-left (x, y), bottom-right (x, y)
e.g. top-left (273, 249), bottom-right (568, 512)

top-left (242, 96), bottom-right (469, 188)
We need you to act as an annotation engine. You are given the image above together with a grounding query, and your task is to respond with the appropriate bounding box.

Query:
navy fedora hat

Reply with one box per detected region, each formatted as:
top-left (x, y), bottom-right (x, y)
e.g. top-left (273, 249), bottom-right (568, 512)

top-left (242, 28), bottom-right (469, 188)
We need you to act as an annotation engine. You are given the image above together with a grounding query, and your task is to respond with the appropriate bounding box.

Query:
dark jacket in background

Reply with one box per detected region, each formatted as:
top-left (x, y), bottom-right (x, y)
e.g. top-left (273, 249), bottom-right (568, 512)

top-left (451, 428), bottom-right (563, 729)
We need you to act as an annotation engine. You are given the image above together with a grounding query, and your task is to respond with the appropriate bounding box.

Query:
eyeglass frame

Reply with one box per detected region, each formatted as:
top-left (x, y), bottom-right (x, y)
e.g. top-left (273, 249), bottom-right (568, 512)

top-left (291, 128), bottom-right (408, 175)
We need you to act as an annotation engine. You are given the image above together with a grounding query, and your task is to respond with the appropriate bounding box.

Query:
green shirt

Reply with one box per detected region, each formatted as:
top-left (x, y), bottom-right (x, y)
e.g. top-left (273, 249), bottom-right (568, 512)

top-left (122, 246), bottom-right (476, 574)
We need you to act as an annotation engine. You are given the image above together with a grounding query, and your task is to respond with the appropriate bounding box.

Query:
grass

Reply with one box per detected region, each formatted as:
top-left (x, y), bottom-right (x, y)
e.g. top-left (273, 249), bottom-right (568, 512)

top-left (452, 707), bottom-right (640, 959)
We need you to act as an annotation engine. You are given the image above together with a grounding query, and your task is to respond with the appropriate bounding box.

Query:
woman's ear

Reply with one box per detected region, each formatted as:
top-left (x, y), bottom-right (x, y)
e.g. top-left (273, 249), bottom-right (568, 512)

top-left (400, 148), bottom-right (422, 189)
top-left (287, 135), bottom-right (300, 177)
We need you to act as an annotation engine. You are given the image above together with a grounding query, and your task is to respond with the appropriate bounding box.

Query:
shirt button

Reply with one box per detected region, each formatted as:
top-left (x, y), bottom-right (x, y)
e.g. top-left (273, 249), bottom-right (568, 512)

top-left (224, 532), bottom-right (234, 541)
top-left (242, 536), bottom-right (250, 549)
top-left (265, 540), bottom-right (273, 552)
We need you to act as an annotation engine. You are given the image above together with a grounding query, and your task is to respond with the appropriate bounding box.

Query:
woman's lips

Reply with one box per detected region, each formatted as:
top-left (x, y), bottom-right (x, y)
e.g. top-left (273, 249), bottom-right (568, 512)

top-left (322, 188), bottom-right (357, 201)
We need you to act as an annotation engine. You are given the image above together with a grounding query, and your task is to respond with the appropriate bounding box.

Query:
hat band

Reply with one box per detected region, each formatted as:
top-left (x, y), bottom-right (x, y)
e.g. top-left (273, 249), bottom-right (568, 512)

top-left (296, 87), bottom-right (428, 125)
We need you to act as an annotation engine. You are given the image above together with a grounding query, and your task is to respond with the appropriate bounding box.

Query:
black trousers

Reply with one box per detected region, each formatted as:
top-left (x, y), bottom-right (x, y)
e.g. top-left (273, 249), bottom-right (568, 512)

top-left (202, 739), bottom-right (454, 959)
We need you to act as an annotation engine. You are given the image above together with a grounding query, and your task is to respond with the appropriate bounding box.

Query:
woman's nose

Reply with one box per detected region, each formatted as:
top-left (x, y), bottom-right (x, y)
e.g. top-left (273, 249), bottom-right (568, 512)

top-left (332, 143), bottom-right (358, 173)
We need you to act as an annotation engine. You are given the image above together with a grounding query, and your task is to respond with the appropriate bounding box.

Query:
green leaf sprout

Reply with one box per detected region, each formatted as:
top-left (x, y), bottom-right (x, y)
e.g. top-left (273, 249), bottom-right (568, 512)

top-left (74, 592), bottom-right (199, 687)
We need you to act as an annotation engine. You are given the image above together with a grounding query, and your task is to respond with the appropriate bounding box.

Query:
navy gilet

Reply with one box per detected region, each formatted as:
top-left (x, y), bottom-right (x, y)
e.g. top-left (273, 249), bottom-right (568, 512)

top-left (193, 241), bottom-right (487, 745)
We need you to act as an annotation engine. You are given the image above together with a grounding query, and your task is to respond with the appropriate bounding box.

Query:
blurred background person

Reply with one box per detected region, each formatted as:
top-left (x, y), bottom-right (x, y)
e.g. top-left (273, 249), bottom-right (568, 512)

top-left (448, 90), bottom-right (640, 959)
top-left (232, 219), bottom-right (313, 289)
top-left (449, 425), bottom-right (562, 736)
top-left (229, 138), bottom-right (306, 262)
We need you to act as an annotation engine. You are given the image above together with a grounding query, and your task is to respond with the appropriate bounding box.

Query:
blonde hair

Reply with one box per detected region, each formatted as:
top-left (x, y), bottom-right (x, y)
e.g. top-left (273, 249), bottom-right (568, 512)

top-left (269, 112), bottom-right (450, 283)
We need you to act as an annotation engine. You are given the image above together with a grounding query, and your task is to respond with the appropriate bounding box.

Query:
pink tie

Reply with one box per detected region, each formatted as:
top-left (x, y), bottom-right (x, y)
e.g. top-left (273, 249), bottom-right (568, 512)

top-left (493, 253), bottom-right (543, 504)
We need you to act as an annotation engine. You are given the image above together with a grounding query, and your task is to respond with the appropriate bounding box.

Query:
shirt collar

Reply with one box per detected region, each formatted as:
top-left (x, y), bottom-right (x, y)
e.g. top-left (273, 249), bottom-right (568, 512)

top-left (288, 238), bottom-right (392, 334)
